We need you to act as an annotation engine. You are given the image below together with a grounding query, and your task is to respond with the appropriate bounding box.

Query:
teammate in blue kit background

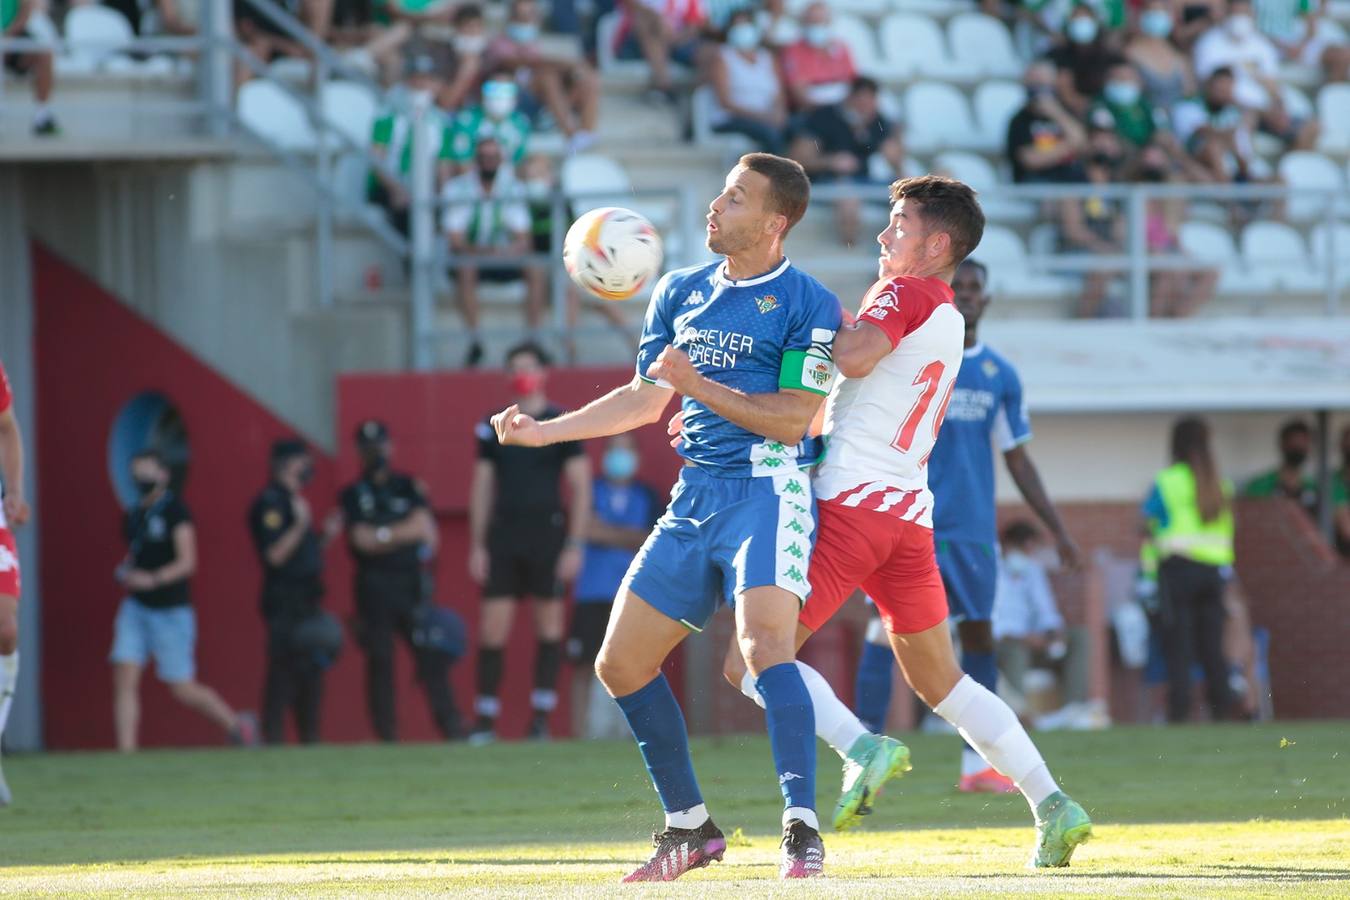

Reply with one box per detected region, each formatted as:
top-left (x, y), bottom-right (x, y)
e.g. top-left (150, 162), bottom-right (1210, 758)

top-left (854, 259), bottom-right (1081, 792)
top-left (491, 153), bottom-right (842, 881)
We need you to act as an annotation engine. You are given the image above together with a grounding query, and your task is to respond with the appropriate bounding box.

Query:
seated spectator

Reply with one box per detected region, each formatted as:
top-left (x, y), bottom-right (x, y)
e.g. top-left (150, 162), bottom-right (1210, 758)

top-left (1059, 125), bottom-right (1125, 316)
top-left (1256, 0), bottom-right (1350, 82)
top-left (615, 0), bottom-right (705, 103)
top-left (102, 0), bottom-right (198, 35)
top-left (1126, 0), bottom-right (1198, 115)
top-left (2, 0), bottom-right (58, 135)
top-left (992, 521), bottom-right (1093, 728)
top-left (367, 48), bottom-right (449, 236)
top-left (444, 70), bottom-right (534, 177)
top-left (707, 10), bottom-right (788, 154)
top-left (310, 0), bottom-right (411, 79)
top-left (1089, 60), bottom-right (1158, 151)
top-left (779, 1), bottom-right (857, 111)
top-left (788, 76), bottom-right (904, 247)
top-left (486, 0), bottom-right (599, 153)
top-left (1243, 418), bottom-right (1320, 516)
top-left (234, 0), bottom-right (309, 82)
top-left (1173, 0), bottom-right (1225, 52)
top-left (757, 0), bottom-right (800, 50)
top-left (442, 136), bottom-right (545, 367)
top-left (1006, 61), bottom-right (1088, 184)
top-left (439, 3), bottom-right (489, 110)
top-left (1333, 424), bottom-right (1350, 557)
top-left (1194, 0), bottom-right (1319, 150)
top-left (1046, 5), bottom-right (1124, 117)
top-left (1172, 67), bottom-right (1266, 185)
top-left (1132, 142), bottom-right (1218, 317)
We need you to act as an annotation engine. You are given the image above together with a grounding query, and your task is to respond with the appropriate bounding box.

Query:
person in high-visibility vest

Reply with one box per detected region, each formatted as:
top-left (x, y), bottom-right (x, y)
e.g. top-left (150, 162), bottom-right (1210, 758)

top-left (1142, 416), bottom-right (1235, 723)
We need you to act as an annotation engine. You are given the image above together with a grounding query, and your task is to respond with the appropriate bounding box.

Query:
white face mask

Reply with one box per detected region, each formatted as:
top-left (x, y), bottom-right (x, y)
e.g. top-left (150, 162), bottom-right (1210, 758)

top-left (524, 178), bottom-right (551, 200)
top-left (804, 23), bottom-right (832, 47)
top-left (1228, 13), bottom-right (1255, 37)
top-left (727, 22), bottom-right (761, 50)
top-left (454, 34), bottom-right (488, 55)
top-left (483, 82), bottom-right (518, 119)
top-left (1067, 16), bottom-right (1098, 43)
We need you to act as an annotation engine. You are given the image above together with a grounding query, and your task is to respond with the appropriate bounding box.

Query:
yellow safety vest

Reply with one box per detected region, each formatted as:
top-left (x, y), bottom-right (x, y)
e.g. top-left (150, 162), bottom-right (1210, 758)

top-left (1152, 462), bottom-right (1235, 567)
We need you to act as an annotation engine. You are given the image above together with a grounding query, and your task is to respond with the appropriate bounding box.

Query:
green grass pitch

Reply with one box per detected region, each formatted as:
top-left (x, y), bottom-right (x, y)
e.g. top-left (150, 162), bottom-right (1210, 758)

top-left (1, 721), bottom-right (1347, 897)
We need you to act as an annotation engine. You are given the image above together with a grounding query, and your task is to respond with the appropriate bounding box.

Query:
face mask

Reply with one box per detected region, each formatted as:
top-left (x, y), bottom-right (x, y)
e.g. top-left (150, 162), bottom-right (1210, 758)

top-left (298, 464), bottom-right (315, 487)
top-left (1141, 9), bottom-right (1172, 37)
top-left (510, 372), bottom-right (544, 396)
top-left (1282, 448), bottom-right (1308, 468)
top-left (804, 24), bottom-right (832, 48)
top-left (1003, 549), bottom-right (1032, 575)
top-left (454, 34), bottom-right (487, 55)
top-left (1227, 13), bottom-right (1254, 37)
top-left (363, 450), bottom-right (389, 475)
top-left (483, 82), bottom-right (518, 119)
top-left (603, 447), bottom-right (639, 482)
top-left (478, 161), bottom-right (500, 179)
top-left (727, 22), bottom-right (760, 50)
top-left (506, 22), bottom-right (538, 44)
top-left (524, 178), bottom-right (551, 200)
top-left (1067, 16), bottom-right (1098, 43)
top-left (768, 18), bottom-right (800, 45)
top-left (1104, 80), bottom-right (1141, 106)
top-left (133, 477), bottom-right (161, 497)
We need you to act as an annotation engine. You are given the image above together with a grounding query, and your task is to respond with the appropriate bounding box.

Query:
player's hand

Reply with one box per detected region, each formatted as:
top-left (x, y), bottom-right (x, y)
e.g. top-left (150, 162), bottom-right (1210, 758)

top-left (646, 346), bottom-right (701, 396)
top-left (468, 543), bottom-right (489, 584)
top-left (666, 409), bottom-right (686, 449)
top-left (3, 492), bottom-right (30, 527)
top-left (555, 545), bottom-right (583, 583)
top-left (1056, 533), bottom-right (1083, 571)
top-left (121, 568), bottom-right (158, 591)
top-left (491, 404), bottom-right (547, 446)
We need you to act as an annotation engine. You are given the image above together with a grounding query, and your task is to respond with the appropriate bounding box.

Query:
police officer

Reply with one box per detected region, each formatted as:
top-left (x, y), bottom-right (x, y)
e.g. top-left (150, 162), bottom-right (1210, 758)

top-left (341, 420), bottom-right (462, 741)
top-left (249, 438), bottom-right (339, 745)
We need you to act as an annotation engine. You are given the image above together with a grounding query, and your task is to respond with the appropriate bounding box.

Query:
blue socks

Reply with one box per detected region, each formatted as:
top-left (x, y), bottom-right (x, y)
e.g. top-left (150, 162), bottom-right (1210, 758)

top-left (615, 674), bottom-right (703, 816)
top-left (755, 662), bottom-right (817, 820)
top-left (854, 640), bottom-right (895, 733)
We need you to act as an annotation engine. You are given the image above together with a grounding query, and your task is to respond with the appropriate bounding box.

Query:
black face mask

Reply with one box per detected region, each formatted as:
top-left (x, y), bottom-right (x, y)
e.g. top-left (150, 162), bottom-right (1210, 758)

top-left (479, 163), bottom-right (500, 179)
top-left (1282, 448), bottom-right (1309, 468)
top-left (134, 477), bottom-right (161, 496)
top-left (298, 464), bottom-right (315, 487)
top-left (363, 451), bottom-right (389, 475)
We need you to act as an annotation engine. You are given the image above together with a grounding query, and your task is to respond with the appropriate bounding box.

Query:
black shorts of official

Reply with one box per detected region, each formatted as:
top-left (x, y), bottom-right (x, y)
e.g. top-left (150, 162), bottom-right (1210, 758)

top-left (483, 519), bottom-right (565, 600)
top-left (567, 601), bottom-right (613, 664)
top-left (4, 31), bottom-right (37, 75)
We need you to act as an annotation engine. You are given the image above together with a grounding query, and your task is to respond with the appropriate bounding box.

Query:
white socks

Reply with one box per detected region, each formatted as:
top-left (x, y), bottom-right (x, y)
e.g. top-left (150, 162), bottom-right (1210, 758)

top-left (739, 662), bottom-right (866, 760)
top-left (0, 652), bottom-right (17, 737)
top-left (666, 802), bottom-right (709, 830)
top-left (934, 675), bottom-right (1059, 811)
top-left (784, 805), bottom-right (820, 831)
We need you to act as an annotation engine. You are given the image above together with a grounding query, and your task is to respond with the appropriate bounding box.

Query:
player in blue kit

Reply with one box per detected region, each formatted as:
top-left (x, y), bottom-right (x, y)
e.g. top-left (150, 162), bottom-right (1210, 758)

top-left (853, 258), bottom-right (1081, 792)
top-left (491, 153), bottom-right (842, 881)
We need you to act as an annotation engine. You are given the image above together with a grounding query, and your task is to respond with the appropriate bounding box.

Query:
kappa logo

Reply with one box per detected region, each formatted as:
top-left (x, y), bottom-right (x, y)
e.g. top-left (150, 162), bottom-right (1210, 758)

top-left (683, 290), bottom-right (705, 307)
top-left (755, 294), bottom-right (779, 314)
top-left (779, 771), bottom-right (804, 783)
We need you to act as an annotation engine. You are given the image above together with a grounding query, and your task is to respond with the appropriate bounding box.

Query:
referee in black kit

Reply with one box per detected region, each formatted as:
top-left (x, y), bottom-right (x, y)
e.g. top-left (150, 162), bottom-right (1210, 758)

top-left (249, 439), bottom-right (341, 745)
top-left (468, 341), bottom-right (591, 744)
top-left (341, 420), bottom-right (462, 741)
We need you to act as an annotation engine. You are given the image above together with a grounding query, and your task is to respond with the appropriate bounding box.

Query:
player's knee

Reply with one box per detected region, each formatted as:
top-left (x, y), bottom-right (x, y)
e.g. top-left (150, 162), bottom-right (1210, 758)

top-left (957, 619), bottom-right (995, 655)
top-left (593, 651), bottom-right (647, 698)
top-left (0, 617), bottom-right (17, 655)
top-left (167, 680), bottom-right (199, 703)
top-left (736, 627), bottom-right (794, 676)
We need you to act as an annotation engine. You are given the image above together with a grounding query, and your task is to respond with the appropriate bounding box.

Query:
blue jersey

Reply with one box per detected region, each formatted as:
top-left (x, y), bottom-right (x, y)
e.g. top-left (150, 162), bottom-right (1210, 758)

top-left (636, 258), bottom-right (841, 478)
top-left (928, 343), bottom-right (1032, 544)
top-left (574, 479), bottom-right (660, 603)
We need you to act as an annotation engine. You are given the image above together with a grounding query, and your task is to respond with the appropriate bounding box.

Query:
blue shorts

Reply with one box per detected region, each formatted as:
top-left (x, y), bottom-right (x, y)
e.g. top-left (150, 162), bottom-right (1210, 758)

top-left (623, 466), bottom-right (817, 632)
top-left (936, 540), bottom-right (998, 623)
top-left (109, 598), bottom-right (197, 683)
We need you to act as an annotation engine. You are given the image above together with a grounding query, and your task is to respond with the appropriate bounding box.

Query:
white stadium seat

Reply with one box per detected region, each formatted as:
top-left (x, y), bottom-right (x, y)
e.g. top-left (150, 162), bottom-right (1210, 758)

top-left (1179, 221), bottom-right (1267, 294)
top-left (1309, 222), bottom-right (1350, 287)
top-left (320, 81), bottom-right (379, 149)
top-left (595, 11), bottom-right (648, 77)
top-left (932, 149), bottom-right (1035, 222)
top-left (879, 13), bottom-right (973, 81)
top-left (562, 154), bottom-right (672, 228)
top-left (64, 5), bottom-right (134, 72)
top-left (690, 86), bottom-right (756, 157)
top-left (238, 80), bottom-right (317, 151)
top-left (947, 13), bottom-right (1023, 79)
top-left (970, 224), bottom-right (1077, 299)
top-left (1277, 151), bottom-right (1345, 222)
top-left (971, 79), bottom-right (1024, 152)
top-left (1239, 221), bottom-right (1325, 293)
top-left (834, 14), bottom-right (884, 77)
top-left (825, 0), bottom-right (889, 15)
top-left (1316, 83), bottom-right (1350, 153)
top-left (903, 82), bottom-right (980, 152)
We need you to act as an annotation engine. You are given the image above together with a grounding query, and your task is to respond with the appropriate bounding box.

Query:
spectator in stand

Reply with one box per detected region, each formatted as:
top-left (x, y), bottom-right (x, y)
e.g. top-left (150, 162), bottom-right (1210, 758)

top-left (312, 0), bottom-right (414, 80)
top-left (367, 47), bottom-right (449, 237)
top-left (1089, 60), bottom-right (1158, 151)
top-left (780, 1), bottom-right (857, 111)
top-left (1193, 0), bottom-right (1319, 151)
top-left (1006, 60), bottom-right (1088, 183)
top-left (233, 0), bottom-right (310, 83)
top-left (758, 0), bottom-right (800, 50)
top-left (1242, 418), bottom-right (1320, 516)
top-left (1132, 142), bottom-right (1219, 317)
top-left (1126, 0), bottom-right (1198, 115)
top-left (444, 70), bottom-right (534, 177)
top-left (442, 136), bottom-right (544, 367)
top-left (1046, 5), bottom-right (1124, 117)
top-left (3, 0), bottom-right (58, 135)
top-left (1173, 66), bottom-right (1266, 185)
top-left (1333, 424), bottom-right (1350, 557)
top-left (101, 0), bottom-right (199, 35)
top-left (1256, 0), bottom-right (1350, 82)
top-left (788, 76), bottom-right (905, 247)
top-left (1059, 122), bottom-right (1125, 316)
top-left (1173, 0), bottom-right (1226, 52)
top-left (487, 0), bottom-right (600, 154)
top-left (615, 0), bottom-right (705, 104)
top-left (707, 9), bottom-right (788, 154)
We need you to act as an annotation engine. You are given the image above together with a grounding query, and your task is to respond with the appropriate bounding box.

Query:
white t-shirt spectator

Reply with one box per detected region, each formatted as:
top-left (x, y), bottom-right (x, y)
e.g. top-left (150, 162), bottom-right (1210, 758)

top-left (992, 551), bottom-right (1064, 640)
top-left (710, 44), bottom-right (782, 125)
top-left (441, 168), bottom-right (530, 248)
top-left (1193, 22), bottom-right (1281, 110)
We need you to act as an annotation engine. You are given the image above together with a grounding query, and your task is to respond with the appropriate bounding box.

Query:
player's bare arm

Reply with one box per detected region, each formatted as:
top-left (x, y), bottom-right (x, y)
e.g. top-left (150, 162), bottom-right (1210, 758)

top-left (1004, 444), bottom-right (1081, 569)
top-left (647, 346), bottom-right (821, 446)
top-left (493, 375), bottom-right (673, 447)
top-left (467, 459), bottom-right (495, 583)
top-left (0, 409), bottom-right (29, 526)
top-left (832, 320), bottom-right (896, 380)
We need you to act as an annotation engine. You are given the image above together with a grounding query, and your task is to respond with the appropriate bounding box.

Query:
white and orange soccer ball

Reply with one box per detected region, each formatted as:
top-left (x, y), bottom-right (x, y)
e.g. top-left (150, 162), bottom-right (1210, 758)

top-left (562, 207), bottom-right (663, 302)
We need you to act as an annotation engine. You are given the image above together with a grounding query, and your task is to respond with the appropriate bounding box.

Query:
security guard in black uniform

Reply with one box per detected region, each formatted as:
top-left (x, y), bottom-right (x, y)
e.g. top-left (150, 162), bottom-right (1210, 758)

top-left (249, 438), bottom-right (339, 745)
top-left (341, 419), bottom-right (462, 741)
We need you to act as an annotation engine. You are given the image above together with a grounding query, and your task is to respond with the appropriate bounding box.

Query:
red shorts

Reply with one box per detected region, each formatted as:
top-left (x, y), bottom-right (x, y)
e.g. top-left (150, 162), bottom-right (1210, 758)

top-left (0, 528), bottom-right (19, 598)
top-left (800, 500), bottom-right (947, 636)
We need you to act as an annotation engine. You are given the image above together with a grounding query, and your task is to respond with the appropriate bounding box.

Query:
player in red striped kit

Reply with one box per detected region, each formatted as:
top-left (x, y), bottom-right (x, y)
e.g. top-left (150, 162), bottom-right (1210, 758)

top-left (721, 175), bottom-right (1093, 868)
top-left (0, 359), bottom-right (32, 807)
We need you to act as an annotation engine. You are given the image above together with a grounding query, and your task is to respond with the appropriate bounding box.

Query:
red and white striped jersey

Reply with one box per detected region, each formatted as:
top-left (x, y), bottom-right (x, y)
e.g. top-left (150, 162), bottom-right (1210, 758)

top-left (813, 275), bottom-right (965, 528)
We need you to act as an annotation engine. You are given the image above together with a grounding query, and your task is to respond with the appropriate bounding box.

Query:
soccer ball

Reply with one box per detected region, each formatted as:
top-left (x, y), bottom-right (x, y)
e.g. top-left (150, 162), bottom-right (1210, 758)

top-left (563, 207), bottom-right (663, 301)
